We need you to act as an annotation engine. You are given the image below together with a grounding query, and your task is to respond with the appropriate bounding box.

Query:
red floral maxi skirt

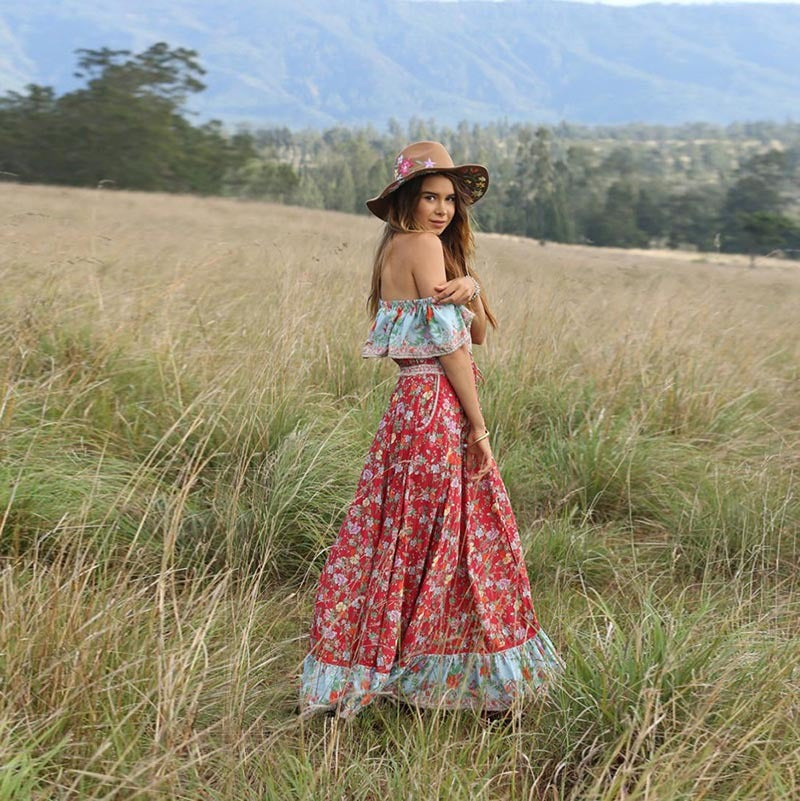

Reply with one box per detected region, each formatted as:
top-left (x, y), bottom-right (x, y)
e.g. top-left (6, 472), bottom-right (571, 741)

top-left (298, 357), bottom-right (562, 718)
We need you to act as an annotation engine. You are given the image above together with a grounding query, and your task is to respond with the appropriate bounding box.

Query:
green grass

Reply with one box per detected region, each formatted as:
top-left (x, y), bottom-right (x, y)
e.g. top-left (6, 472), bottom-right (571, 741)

top-left (1, 185), bottom-right (799, 799)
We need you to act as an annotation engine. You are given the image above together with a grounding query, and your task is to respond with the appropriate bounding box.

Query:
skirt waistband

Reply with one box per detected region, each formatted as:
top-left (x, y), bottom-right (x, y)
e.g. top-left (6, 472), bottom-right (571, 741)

top-left (395, 359), bottom-right (483, 384)
top-left (396, 361), bottom-right (446, 377)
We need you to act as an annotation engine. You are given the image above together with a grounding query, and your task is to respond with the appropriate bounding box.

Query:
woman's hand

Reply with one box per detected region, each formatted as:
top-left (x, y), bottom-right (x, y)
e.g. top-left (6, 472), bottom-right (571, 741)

top-left (466, 427), bottom-right (494, 483)
top-left (433, 276), bottom-right (477, 305)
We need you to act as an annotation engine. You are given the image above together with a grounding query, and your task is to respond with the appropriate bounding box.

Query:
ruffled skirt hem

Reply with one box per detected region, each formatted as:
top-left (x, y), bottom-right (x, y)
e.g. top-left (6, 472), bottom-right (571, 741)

top-left (298, 629), bottom-right (563, 720)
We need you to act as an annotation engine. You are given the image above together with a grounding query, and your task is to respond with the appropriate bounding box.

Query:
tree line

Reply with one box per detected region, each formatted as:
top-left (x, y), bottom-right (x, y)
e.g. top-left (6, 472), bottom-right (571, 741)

top-left (2, 43), bottom-right (799, 259)
top-left (0, 43), bottom-right (254, 194)
top-left (248, 121), bottom-right (800, 260)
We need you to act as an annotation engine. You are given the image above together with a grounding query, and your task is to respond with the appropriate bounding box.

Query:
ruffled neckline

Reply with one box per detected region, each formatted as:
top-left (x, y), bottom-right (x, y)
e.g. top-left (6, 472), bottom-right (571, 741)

top-left (364, 295), bottom-right (474, 360)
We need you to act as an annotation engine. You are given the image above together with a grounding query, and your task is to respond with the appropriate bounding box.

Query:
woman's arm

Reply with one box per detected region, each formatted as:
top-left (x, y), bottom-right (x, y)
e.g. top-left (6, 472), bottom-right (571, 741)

top-left (432, 276), bottom-right (487, 345)
top-left (468, 295), bottom-right (487, 345)
top-left (402, 234), bottom-right (494, 481)
top-left (437, 344), bottom-right (485, 431)
top-left (403, 235), bottom-right (483, 428)
top-left (438, 345), bottom-right (493, 481)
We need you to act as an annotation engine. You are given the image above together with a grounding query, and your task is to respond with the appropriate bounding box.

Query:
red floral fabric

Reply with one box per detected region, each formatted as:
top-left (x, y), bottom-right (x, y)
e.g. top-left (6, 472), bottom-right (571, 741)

top-left (299, 358), bottom-right (561, 718)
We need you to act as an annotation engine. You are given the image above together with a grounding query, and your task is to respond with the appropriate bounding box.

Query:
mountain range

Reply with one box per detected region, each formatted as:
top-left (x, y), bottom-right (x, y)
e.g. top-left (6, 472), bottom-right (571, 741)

top-left (1, 0), bottom-right (799, 127)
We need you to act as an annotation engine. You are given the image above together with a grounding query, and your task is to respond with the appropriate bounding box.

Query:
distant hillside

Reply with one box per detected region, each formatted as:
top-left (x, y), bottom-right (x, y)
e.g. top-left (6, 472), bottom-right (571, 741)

top-left (1, 0), bottom-right (799, 126)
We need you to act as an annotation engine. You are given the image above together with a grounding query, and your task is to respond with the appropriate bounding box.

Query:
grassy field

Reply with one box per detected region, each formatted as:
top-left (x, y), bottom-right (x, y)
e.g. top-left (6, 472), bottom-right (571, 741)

top-left (1, 183), bottom-right (799, 800)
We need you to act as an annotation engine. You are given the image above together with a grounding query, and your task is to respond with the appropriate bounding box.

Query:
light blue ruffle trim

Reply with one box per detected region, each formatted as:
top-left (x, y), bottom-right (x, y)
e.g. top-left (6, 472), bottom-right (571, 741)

top-left (362, 297), bottom-right (475, 360)
top-left (299, 630), bottom-right (563, 719)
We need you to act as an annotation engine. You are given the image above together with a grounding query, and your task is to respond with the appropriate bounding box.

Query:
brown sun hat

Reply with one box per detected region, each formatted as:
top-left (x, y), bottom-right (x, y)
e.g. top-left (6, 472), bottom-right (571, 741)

top-left (366, 140), bottom-right (489, 220)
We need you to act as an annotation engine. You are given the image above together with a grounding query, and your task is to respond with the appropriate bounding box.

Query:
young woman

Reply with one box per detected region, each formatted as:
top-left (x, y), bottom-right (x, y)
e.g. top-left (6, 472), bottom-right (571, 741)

top-left (298, 141), bottom-right (561, 719)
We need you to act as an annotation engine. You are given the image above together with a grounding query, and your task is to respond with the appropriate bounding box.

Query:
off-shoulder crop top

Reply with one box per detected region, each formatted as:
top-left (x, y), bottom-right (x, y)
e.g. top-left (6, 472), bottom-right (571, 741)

top-left (362, 296), bottom-right (475, 359)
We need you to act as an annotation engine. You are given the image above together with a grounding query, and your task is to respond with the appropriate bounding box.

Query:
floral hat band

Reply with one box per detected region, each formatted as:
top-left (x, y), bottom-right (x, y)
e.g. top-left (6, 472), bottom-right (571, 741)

top-left (395, 152), bottom-right (430, 179)
top-left (366, 140), bottom-right (489, 221)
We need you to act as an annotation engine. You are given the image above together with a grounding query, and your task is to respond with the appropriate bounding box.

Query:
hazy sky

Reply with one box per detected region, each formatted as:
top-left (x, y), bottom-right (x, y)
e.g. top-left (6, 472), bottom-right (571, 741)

top-left (565, 1), bottom-right (800, 4)
top-left (438, 1), bottom-right (800, 5)
top-left (435, 1), bottom-right (800, 5)
top-left (436, 1), bottom-right (800, 3)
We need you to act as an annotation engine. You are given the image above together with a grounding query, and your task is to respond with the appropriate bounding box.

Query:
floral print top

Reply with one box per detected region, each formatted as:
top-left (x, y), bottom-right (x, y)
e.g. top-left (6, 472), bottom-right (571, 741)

top-left (362, 297), bottom-right (475, 359)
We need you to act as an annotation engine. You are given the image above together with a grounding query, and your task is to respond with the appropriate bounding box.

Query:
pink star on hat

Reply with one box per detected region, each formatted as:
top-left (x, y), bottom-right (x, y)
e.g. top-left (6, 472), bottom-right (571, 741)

top-left (424, 158), bottom-right (435, 168)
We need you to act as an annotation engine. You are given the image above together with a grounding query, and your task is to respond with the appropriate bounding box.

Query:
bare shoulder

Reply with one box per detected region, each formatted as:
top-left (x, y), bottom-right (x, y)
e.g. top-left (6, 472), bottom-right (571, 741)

top-left (390, 231), bottom-right (443, 262)
top-left (388, 233), bottom-right (447, 295)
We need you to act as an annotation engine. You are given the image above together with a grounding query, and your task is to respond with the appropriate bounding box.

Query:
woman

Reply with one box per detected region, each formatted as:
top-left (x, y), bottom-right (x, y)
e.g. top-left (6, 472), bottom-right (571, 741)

top-left (298, 141), bottom-right (561, 719)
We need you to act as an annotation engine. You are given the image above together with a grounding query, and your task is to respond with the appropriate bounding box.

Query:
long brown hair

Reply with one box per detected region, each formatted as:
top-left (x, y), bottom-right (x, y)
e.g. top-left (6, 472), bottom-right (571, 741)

top-left (367, 172), bottom-right (498, 328)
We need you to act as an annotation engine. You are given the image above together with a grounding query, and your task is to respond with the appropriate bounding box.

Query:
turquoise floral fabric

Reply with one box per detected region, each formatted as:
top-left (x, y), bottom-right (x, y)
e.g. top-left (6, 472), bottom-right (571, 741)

top-left (301, 630), bottom-right (561, 718)
top-left (362, 297), bottom-right (475, 359)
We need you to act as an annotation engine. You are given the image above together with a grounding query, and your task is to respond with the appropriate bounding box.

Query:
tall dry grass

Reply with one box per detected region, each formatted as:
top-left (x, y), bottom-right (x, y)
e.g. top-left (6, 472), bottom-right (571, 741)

top-left (1, 184), bottom-right (798, 800)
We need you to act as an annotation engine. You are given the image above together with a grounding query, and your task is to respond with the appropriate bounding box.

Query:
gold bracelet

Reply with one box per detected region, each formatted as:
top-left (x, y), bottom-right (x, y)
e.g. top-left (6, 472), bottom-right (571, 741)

top-left (470, 431), bottom-right (490, 445)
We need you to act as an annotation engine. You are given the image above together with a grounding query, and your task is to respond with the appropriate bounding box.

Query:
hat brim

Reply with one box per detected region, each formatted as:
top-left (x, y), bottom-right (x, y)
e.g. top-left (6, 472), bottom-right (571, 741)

top-left (366, 164), bottom-right (489, 221)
